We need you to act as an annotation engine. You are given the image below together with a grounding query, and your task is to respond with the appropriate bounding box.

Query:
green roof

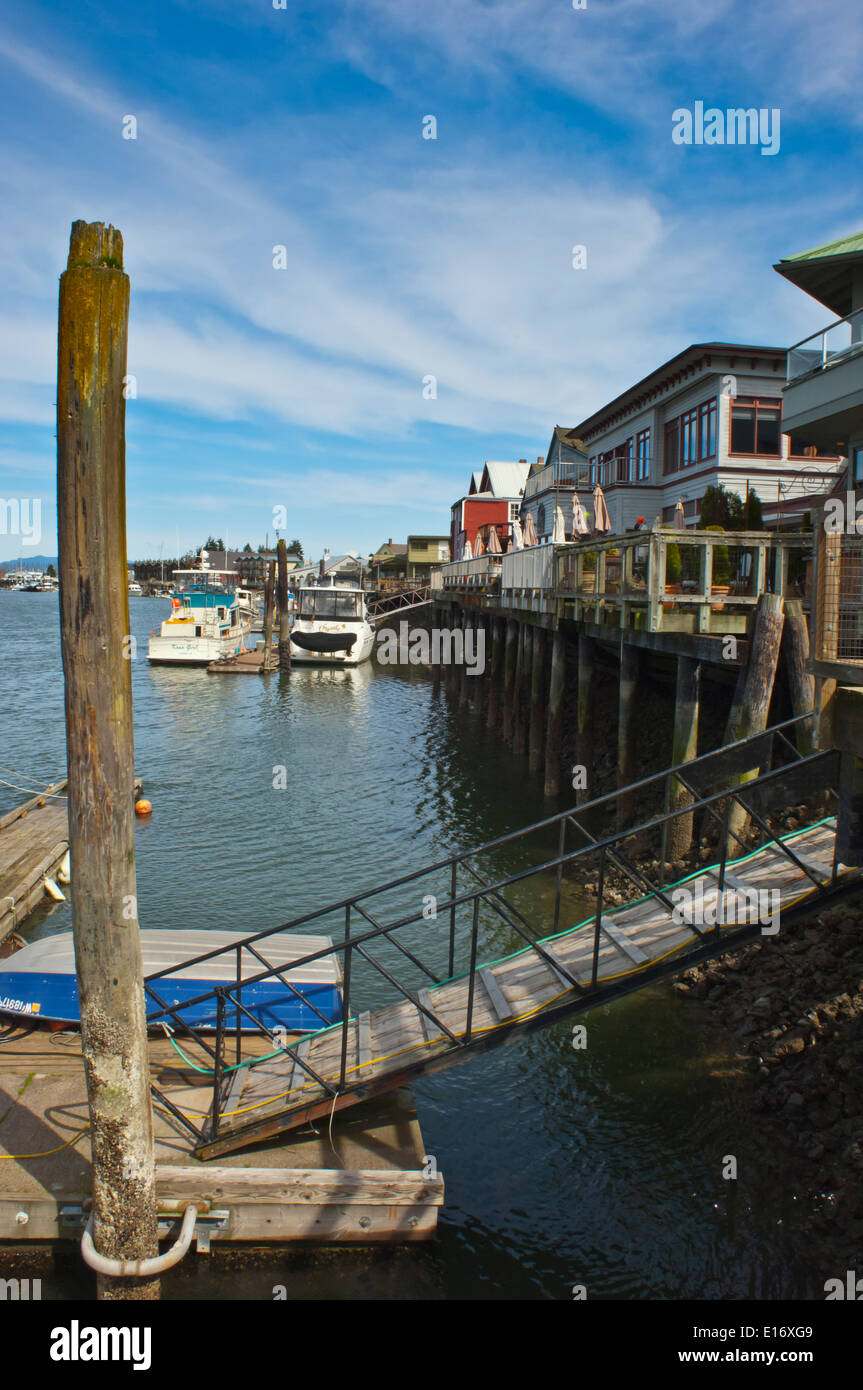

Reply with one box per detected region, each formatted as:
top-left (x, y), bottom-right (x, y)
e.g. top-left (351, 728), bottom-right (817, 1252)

top-left (774, 229), bottom-right (863, 316)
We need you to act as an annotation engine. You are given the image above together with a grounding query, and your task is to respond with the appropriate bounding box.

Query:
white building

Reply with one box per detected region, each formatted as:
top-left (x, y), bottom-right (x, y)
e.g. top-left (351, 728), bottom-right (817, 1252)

top-left (537, 343), bottom-right (844, 536)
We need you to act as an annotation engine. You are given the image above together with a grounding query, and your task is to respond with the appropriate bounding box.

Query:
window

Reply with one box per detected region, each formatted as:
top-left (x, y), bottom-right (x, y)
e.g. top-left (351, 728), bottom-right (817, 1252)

top-left (730, 397), bottom-right (781, 455)
top-left (665, 398), bottom-right (717, 472)
top-left (698, 400), bottom-right (716, 460)
top-left (636, 429), bottom-right (650, 480)
top-left (300, 593), bottom-right (362, 620)
top-left (536, 503), bottom-right (546, 535)
top-left (615, 438), bottom-right (633, 483)
top-left (589, 456), bottom-right (597, 484)
top-left (664, 418), bottom-right (680, 474)
top-left (855, 448), bottom-right (863, 488)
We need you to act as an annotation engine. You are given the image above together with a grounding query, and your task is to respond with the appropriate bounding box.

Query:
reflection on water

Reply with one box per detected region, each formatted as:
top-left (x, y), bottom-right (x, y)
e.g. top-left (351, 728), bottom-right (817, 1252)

top-left (0, 594), bottom-right (824, 1299)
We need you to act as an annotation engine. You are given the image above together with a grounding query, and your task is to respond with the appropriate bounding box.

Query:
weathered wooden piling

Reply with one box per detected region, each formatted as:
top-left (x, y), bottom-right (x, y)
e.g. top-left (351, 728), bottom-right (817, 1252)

top-left (783, 597), bottom-right (816, 756)
top-left (486, 616), bottom-right (503, 730)
top-left (502, 618), bottom-right (519, 740)
top-left (513, 623), bottom-right (531, 755)
top-left (667, 655), bottom-right (700, 859)
top-left (57, 220), bottom-right (159, 1299)
top-left (277, 539), bottom-right (291, 671)
top-left (617, 642), bottom-right (641, 825)
top-left (544, 629), bottom-right (567, 797)
top-left (723, 592), bottom-right (785, 856)
top-left (458, 611), bottom-right (472, 709)
top-left (528, 627), bottom-right (547, 772)
top-left (575, 634), bottom-right (596, 804)
top-left (262, 559), bottom-right (275, 669)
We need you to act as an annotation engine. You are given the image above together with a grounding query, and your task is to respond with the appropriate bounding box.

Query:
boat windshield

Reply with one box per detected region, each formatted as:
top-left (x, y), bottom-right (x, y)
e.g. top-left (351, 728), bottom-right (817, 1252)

top-left (299, 592), bottom-right (363, 620)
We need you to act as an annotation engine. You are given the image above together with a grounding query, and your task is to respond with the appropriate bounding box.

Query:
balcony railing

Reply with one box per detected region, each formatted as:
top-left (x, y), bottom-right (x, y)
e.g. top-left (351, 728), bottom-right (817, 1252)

top-left (523, 459), bottom-right (591, 500)
top-left (787, 307), bottom-right (863, 384)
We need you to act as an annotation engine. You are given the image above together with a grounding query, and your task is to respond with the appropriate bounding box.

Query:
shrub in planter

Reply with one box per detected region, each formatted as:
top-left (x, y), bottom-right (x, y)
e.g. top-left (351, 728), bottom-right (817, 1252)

top-left (665, 541), bottom-right (681, 586)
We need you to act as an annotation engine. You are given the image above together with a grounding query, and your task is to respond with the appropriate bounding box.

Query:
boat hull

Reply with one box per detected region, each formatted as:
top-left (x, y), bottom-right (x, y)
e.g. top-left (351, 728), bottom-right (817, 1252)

top-left (0, 929), bottom-right (343, 1032)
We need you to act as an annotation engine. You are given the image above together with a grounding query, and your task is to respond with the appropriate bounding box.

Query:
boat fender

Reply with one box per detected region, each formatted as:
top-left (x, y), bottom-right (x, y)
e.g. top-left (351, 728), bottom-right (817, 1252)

top-left (43, 876), bottom-right (66, 902)
top-left (135, 798), bottom-right (153, 817)
top-left (57, 850), bottom-right (71, 884)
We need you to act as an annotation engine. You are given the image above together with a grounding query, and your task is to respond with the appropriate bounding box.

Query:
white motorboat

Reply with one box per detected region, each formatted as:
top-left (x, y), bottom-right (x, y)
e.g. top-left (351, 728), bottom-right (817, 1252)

top-left (128, 580), bottom-right (144, 596)
top-left (289, 576), bottom-right (375, 666)
top-left (147, 552), bottom-right (249, 665)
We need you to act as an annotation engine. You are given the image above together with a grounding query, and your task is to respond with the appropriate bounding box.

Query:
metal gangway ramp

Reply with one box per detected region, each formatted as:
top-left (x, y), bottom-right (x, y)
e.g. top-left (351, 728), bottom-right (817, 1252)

top-left (143, 716), bottom-right (858, 1160)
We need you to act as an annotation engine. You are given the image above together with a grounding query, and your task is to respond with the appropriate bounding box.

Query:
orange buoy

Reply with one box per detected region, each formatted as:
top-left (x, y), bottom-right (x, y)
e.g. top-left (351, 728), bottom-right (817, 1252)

top-left (135, 798), bottom-right (152, 816)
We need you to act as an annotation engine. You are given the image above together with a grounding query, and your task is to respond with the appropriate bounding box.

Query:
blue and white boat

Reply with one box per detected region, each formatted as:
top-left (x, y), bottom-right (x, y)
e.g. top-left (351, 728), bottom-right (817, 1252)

top-left (0, 928), bottom-right (343, 1033)
top-left (147, 552), bottom-right (248, 665)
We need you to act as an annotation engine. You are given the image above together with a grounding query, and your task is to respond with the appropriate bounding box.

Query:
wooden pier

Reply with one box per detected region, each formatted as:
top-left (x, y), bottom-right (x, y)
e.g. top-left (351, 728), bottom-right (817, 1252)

top-left (0, 782), bottom-right (69, 943)
top-left (0, 1029), bottom-right (442, 1248)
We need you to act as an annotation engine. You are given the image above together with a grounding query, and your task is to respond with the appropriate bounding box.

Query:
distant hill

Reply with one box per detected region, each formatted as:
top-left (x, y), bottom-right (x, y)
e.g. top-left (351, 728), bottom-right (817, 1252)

top-left (0, 556), bottom-right (58, 572)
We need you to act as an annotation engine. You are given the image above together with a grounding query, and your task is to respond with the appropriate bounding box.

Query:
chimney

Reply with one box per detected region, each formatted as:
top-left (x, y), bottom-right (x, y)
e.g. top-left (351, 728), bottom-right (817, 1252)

top-left (518, 458), bottom-right (527, 464)
top-left (537, 456), bottom-right (543, 466)
top-left (388, 538), bottom-right (392, 545)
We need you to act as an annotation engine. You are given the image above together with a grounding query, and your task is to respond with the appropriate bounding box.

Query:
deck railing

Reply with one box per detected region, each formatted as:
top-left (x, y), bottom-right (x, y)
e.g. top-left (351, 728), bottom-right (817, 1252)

top-left (436, 528), bottom-right (812, 633)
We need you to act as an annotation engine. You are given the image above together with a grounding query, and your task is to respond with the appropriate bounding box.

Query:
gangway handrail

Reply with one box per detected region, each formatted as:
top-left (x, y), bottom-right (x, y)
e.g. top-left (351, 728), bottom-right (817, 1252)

top-left (144, 712), bottom-right (816, 987)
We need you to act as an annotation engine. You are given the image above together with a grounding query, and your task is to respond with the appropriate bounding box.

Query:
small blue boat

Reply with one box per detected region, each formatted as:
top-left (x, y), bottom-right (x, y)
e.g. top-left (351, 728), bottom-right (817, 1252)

top-left (0, 928), bottom-right (343, 1033)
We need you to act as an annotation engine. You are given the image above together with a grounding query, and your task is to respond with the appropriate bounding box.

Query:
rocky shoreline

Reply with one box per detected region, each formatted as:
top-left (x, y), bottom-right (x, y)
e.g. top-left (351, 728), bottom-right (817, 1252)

top-left (673, 893), bottom-right (863, 1269)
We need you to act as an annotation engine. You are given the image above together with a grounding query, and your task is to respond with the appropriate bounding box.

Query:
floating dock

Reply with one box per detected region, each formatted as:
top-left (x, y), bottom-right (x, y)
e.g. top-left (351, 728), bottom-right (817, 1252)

top-left (0, 1029), bottom-right (442, 1249)
top-left (0, 782), bottom-right (69, 943)
top-left (207, 648), bottom-right (276, 674)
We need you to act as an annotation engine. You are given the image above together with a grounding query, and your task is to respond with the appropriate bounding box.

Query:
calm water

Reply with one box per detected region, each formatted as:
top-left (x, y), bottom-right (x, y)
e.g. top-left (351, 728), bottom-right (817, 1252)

top-left (0, 593), bottom-right (824, 1299)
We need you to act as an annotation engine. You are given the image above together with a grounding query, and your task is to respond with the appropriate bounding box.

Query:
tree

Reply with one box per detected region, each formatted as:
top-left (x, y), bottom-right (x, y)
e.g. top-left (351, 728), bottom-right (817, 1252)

top-left (742, 490), bottom-right (763, 530)
top-left (46, 563), bottom-right (57, 577)
top-left (203, 535), bottom-right (224, 551)
top-left (286, 538), bottom-right (304, 561)
top-left (242, 542), bottom-right (254, 554)
top-left (698, 485), bottom-right (744, 531)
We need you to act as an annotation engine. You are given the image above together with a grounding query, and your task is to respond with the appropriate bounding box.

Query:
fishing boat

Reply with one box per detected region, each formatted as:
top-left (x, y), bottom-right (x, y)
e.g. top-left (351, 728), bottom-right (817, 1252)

top-left (0, 928), bottom-right (343, 1032)
top-left (289, 575), bottom-right (376, 666)
top-left (128, 579), bottom-right (144, 596)
top-left (147, 553), bottom-right (249, 665)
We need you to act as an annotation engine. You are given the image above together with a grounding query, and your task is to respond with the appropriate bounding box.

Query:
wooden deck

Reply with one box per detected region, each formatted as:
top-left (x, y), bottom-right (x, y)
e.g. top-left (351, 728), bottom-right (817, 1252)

top-left (0, 783), bottom-right (69, 943)
top-left (0, 1030), bottom-right (442, 1247)
top-left (207, 647), bottom-right (277, 674)
top-left (200, 819), bottom-right (852, 1159)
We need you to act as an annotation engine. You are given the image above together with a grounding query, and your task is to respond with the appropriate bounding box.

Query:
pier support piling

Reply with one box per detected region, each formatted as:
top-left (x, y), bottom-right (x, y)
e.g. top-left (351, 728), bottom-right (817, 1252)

top-left (513, 623), bottom-right (531, 755)
top-left (544, 630), bottom-right (567, 797)
top-left (575, 634), bottom-right (596, 804)
top-left (277, 538), bottom-right (291, 671)
top-left (667, 655), bottom-right (700, 860)
top-left (262, 559), bottom-right (275, 669)
top-left (723, 593), bottom-right (785, 858)
top-left (57, 220), bottom-right (159, 1299)
top-left (529, 627), bottom-right (547, 772)
top-left (502, 619), bottom-right (518, 741)
top-left (783, 598), bottom-right (816, 756)
top-left (487, 616), bottom-right (503, 730)
top-left (617, 641), bottom-right (641, 826)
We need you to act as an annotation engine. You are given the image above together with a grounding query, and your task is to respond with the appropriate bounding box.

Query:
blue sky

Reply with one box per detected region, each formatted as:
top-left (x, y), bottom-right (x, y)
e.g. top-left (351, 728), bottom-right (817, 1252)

top-left (1, 0), bottom-right (861, 562)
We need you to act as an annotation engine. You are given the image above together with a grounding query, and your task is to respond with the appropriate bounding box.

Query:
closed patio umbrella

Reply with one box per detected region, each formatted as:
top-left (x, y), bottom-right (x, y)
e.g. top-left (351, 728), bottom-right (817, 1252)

top-left (523, 512), bottom-right (539, 547)
top-left (552, 506), bottom-right (566, 544)
top-left (592, 484), bottom-right (612, 535)
top-left (487, 526), bottom-right (502, 554)
top-left (463, 538), bottom-right (473, 561)
top-left (474, 533), bottom-right (485, 556)
top-left (512, 518), bottom-right (524, 550)
top-left (673, 497), bottom-right (686, 529)
top-left (571, 497), bottom-right (590, 537)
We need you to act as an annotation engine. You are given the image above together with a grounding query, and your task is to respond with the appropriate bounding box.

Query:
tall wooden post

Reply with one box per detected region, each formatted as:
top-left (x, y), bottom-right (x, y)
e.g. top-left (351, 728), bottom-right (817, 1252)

top-left (723, 593), bottom-right (785, 857)
top-left (458, 611), bottom-right (472, 709)
top-left (783, 598), bottom-right (816, 756)
top-left (276, 539), bottom-right (291, 671)
top-left (501, 618), bottom-right (518, 740)
top-left (528, 626), bottom-right (547, 772)
top-left (575, 633), bottom-right (596, 805)
top-left (57, 221), bottom-right (159, 1299)
top-left (667, 655), bottom-right (700, 859)
top-left (617, 641), bottom-right (640, 826)
top-left (262, 559), bottom-right (275, 670)
top-left (486, 616), bottom-right (503, 730)
top-left (544, 629), bottom-right (566, 797)
top-left (513, 623), bottom-right (531, 755)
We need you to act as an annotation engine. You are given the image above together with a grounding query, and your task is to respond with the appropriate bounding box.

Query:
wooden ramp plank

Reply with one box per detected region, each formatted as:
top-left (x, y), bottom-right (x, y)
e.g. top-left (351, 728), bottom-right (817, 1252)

top-left (358, 1012), bottom-right (372, 1069)
top-left (416, 989), bottom-right (443, 1041)
top-left (478, 966), bottom-right (514, 1021)
top-left (599, 916), bottom-right (648, 965)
